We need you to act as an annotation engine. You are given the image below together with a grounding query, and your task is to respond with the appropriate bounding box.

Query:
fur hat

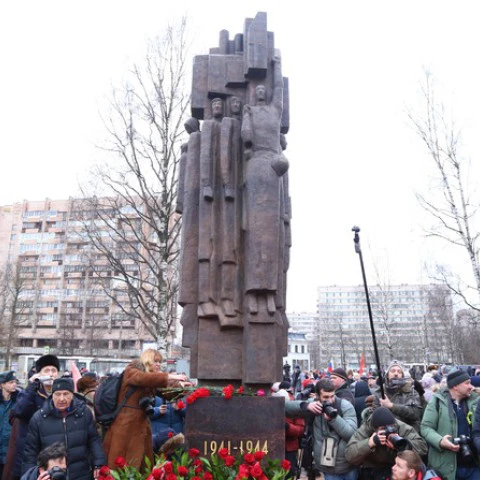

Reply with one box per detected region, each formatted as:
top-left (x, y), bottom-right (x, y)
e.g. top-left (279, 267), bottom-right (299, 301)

top-left (159, 433), bottom-right (184, 457)
top-left (0, 370), bottom-right (18, 384)
top-left (76, 375), bottom-right (99, 393)
top-left (447, 370), bottom-right (470, 389)
top-left (371, 407), bottom-right (396, 428)
top-left (331, 368), bottom-right (348, 382)
top-left (35, 354), bottom-right (60, 373)
top-left (52, 377), bottom-right (74, 393)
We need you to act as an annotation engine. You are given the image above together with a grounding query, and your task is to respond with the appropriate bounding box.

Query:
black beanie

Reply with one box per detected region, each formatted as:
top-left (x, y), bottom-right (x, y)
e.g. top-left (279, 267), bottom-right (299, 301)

top-left (331, 368), bottom-right (348, 382)
top-left (371, 407), bottom-right (396, 428)
top-left (52, 377), bottom-right (74, 393)
top-left (447, 370), bottom-right (470, 389)
top-left (36, 354), bottom-right (60, 372)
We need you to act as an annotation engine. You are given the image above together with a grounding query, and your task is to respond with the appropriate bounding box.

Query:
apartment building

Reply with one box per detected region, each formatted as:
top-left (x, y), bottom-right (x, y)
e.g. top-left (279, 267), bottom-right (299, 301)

top-left (0, 198), bottom-right (177, 365)
top-left (315, 283), bottom-right (453, 369)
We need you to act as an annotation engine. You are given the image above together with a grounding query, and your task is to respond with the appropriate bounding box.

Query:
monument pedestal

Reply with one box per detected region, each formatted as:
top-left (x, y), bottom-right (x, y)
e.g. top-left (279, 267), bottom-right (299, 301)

top-left (184, 396), bottom-right (285, 460)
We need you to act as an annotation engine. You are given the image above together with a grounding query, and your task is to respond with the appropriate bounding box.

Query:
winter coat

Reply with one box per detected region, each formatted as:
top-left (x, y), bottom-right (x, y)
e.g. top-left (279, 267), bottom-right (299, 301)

top-left (19, 465), bottom-right (40, 480)
top-left (353, 380), bottom-right (371, 426)
top-left (286, 416), bottom-right (305, 452)
top-left (345, 412), bottom-right (427, 469)
top-left (0, 390), bottom-right (18, 464)
top-left (421, 388), bottom-right (479, 480)
top-left (7, 381), bottom-right (49, 477)
top-left (102, 361), bottom-right (169, 470)
top-left (150, 396), bottom-right (185, 436)
top-left (286, 397), bottom-right (358, 474)
top-left (22, 395), bottom-right (106, 480)
top-left (336, 382), bottom-right (355, 406)
top-left (373, 378), bottom-right (422, 431)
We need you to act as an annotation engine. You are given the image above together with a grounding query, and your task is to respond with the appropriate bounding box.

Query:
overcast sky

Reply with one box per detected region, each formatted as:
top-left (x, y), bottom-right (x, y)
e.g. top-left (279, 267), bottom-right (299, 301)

top-left (1, 1), bottom-right (480, 312)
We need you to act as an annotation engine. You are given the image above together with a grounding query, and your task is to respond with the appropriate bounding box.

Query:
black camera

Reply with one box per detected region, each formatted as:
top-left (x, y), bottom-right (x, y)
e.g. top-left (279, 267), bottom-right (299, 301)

top-left (138, 396), bottom-right (155, 416)
top-left (384, 425), bottom-right (410, 451)
top-left (453, 435), bottom-right (473, 459)
top-left (48, 466), bottom-right (67, 480)
top-left (322, 402), bottom-right (338, 419)
top-left (297, 383), bottom-right (315, 400)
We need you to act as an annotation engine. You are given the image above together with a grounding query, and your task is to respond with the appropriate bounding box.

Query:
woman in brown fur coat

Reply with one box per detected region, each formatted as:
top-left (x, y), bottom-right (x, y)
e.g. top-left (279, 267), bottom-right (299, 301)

top-left (103, 349), bottom-right (189, 469)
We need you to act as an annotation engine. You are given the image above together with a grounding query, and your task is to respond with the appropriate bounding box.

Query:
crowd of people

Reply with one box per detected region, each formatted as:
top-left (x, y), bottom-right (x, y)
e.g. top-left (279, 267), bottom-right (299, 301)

top-left (0, 350), bottom-right (189, 480)
top-left (2, 355), bottom-right (480, 480)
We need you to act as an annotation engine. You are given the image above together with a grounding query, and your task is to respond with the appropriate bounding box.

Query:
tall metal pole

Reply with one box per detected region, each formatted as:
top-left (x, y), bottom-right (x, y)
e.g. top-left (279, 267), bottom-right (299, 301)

top-left (352, 226), bottom-right (385, 399)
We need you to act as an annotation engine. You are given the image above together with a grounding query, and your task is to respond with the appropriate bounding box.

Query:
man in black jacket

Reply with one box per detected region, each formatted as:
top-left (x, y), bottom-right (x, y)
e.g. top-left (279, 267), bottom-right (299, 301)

top-left (22, 378), bottom-right (106, 480)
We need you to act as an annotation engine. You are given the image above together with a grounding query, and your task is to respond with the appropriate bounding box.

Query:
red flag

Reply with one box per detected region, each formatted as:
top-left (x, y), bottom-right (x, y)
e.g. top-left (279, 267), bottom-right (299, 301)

top-left (359, 353), bottom-right (365, 375)
top-left (69, 360), bottom-right (81, 392)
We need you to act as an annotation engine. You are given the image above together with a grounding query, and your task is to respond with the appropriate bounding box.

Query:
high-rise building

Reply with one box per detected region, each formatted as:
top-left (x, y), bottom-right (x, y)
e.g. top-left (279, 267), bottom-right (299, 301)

top-left (0, 198), bottom-right (178, 368)
top-left (315, 283), bottom-right (453, 369)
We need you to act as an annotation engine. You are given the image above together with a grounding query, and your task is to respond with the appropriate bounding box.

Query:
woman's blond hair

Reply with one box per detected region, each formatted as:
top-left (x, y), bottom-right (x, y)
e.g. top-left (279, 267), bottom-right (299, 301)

top-left (140, 349), bottom-right (162, 373)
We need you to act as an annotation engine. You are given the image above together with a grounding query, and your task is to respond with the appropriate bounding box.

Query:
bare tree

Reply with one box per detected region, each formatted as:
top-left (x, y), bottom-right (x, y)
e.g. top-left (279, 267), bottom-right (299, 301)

top-left (79, 19), bottom-right (190, 353)
top-left (0, 261), bottom-right (27, 368)
top-left (409, 71), bottom-right (480, 310)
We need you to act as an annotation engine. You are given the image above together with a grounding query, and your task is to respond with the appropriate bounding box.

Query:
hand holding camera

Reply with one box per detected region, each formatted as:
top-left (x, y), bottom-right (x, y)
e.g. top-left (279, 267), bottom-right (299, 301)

top-left (306, 400), bottom-right (323, 416)
top-left (440, 435), bottom-right (461, 453)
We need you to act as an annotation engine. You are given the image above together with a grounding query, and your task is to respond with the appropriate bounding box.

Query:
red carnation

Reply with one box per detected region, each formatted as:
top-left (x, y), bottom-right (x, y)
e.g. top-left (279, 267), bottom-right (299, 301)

top-left (223, 384), bottom-right (234, 399)
top-left (151, 468), bottom-right (163, 480)
top-left (256, 389), bottom-right (266, 396)
top-left (99, 466), bottom-right (110, 476)
top-left (188, 448), bottom-right (200, 458)
top-left (177, 400), bottom-right (186, 409)
top-left (196, 388), bottom-right (210, 398)
top-left (168, 432), bottom-right (174, 438)
top-left (204, 472), bottom-right (213, 480)
top-left (237, 386), bottom-right (244, 394)
top-left (186, 395), bottom-right (196, 404)
top-left (218, 448), bottom-right (229, 459)
top-left (238, 464), bottom-right (250, 479)
top-left (166, 474), bottom-right (177, 480)
top-left (114, 457), bottom-right (126, 468)
top-left (164, 462), bottom-right (174, 474)
top-left (253, 451), bottom-right (265, 461)
top-left (251, 462), bottom-right (263, 479)
top-left (225, 455), bottom-right (235, 467)
top-left (243, 453), bottom-right (255, 464)
top-left (194, 467), bottom-right (203, 475)
top-left (177, 466), bottom-right (189, 477)
top-left (193, 459), bottom-right (202, 467)
top-left (281, 459), bottom-right (291, 470)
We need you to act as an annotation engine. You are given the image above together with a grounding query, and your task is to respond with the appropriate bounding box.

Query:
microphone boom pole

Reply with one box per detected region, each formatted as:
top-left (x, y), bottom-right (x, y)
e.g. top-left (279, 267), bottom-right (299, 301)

top-left (352, 226), bottom-right (385, 399)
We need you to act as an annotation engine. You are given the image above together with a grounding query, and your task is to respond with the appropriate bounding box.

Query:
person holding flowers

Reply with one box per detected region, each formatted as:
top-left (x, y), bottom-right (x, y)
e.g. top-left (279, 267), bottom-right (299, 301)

top-left (103, 349), bottom-right (190, 471)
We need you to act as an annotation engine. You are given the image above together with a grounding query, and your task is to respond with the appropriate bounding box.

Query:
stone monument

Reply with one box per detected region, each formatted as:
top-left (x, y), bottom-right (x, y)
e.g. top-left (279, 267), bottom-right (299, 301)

top-left (177, 12), bottom-right (291, 390)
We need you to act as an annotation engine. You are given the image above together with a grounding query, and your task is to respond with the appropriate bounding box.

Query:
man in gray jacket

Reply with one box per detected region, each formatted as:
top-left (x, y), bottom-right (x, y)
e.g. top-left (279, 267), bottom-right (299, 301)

top-left (286, 378), bottom-right (358, 480)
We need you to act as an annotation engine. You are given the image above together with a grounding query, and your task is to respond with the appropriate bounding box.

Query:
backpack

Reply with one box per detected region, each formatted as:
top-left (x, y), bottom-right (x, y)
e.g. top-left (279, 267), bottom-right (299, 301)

top-left (94, 371), bottom-right (136, 427)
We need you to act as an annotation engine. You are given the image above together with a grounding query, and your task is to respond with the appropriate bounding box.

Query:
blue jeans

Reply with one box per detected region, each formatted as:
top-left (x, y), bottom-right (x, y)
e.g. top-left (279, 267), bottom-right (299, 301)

top-left (324, 469), bottom-right (359, 480)
top-left (456, 467), bottom-right (480, 480)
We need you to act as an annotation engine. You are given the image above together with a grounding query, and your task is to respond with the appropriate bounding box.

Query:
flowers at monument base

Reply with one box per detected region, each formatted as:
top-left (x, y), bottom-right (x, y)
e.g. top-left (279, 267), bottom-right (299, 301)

top-left (160, 385), bottom-right (258, 404)
top-left (104, 449), bottom-right (290, 480)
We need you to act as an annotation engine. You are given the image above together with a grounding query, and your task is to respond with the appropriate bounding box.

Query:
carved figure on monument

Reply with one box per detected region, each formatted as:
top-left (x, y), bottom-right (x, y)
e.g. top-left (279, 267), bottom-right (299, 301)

top-left (177, 13), bottom-right (291, 387)
top-left (241, 55), bottom-right (289, 319)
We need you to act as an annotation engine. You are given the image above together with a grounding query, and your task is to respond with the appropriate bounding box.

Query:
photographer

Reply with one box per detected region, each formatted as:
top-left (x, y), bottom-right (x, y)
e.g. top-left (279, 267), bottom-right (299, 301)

top-left (5, 355), bottom-right (60, 480)
top-left (20, 442), bottom-right (67, 480)
top-left (286, 378), bottom-right (358, 480)
top-left (345, 407), bottom-right (427, 480)
top-left (422, 370), bottom-right (479, 480)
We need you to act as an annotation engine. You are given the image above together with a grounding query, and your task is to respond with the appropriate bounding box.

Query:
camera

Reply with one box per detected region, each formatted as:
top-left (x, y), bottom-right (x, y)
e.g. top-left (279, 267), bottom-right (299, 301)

top-left (297, 383), bottom-right (315, 400)
top-left (322, 402), bottom-right (338, 419)
top-left (47, 466), bottom-right (67, 480)
top-left (138, 396), bottom-right (155, 416)
top-left (453, 435), bottom-right (473, 459)
top-left (384, 425), bottom-right (410, 451)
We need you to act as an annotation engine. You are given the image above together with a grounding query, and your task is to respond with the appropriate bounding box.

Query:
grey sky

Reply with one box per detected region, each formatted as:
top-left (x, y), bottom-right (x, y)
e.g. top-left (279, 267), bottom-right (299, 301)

top-left (1, 0), bottom-right (479, 312)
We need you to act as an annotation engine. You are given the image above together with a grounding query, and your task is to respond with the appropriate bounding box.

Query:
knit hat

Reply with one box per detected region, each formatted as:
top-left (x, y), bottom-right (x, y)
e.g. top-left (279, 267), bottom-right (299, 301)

top-left (447, 370), bottom-right (470, 389)
top-left (0, 370), bottom-right (18, 384)
top-left (52, 377), bottom-right (74, 393)
top-left (35, 354), bottom-right (60, 373)
top-left (371, 407), bottom-right (396, 428)
top-left (386, 360), bottom-right (405, 377)
top-left (331, 368), bottom-right (348, 382)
